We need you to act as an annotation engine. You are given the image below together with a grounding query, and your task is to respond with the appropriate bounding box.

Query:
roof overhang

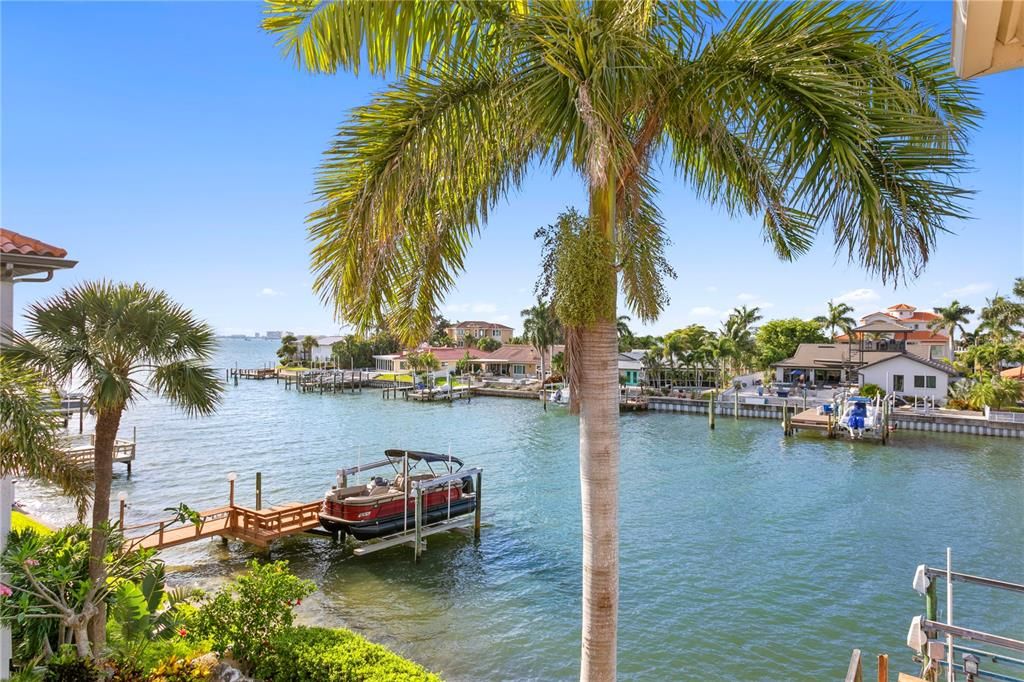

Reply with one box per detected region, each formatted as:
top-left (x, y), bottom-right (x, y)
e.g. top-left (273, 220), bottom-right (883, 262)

top-left (953, 0), bottom-right (1024, 78)
top-left (1, 252), bottom-right (78, 280)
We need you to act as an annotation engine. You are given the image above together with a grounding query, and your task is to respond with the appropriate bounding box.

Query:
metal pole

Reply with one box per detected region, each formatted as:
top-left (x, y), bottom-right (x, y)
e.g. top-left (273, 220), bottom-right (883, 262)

top-left (946, 548), bottom-right (954, 682)
top-left (708, 390), bottom-right (716, 430)
top-left (473, 471), bottom-right (482, 540)
top-left (403, 453), bottom-right (409, 533)
top-left (79, 400), bottom-right (84, 434)
top-left (255, 472), bottom-right (262, 510)
top-left (414, 487), bottom-right (423, 561)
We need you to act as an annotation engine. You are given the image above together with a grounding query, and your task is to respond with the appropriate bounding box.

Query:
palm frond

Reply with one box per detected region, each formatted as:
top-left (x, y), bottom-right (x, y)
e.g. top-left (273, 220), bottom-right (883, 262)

top-left (0, 358), bottom-right (92, 517)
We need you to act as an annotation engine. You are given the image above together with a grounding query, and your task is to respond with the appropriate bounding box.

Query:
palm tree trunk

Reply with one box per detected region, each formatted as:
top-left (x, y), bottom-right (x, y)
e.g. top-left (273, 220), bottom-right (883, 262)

top-left (577, 319), bottom-right (619, 682)
top-left (88, 407), bottom-right (122, 654)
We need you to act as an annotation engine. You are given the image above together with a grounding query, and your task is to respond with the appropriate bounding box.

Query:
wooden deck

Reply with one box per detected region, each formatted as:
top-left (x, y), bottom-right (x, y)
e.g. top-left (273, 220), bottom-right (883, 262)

top-left (791, 408), bottom-right (832, 431)
top-left (126, 501), bottom-right (323, 550)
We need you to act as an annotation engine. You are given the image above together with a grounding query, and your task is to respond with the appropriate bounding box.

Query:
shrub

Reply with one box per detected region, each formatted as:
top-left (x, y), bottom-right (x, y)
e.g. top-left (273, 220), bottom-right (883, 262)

top-left (190, 560), bottom-right (314, 667)
top-left (145, 655), bottom-right (214, 682)
top-left (252, 626), bottom-right (441, 682)
top-left (859, 383), bottom-right (883, 399)
top-left (42, 646), bottom-right (100, 682)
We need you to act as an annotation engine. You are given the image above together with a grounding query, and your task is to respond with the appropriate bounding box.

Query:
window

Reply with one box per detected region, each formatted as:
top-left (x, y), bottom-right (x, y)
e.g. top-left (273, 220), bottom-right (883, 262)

top-left (893, 375), bottom-right (904, 391)
top-left (926, 376), bottom-right (936, 389)
top-left (914, 375), bottom-right (924, 388)
top-left (492, 329), bottom-right (501, 337)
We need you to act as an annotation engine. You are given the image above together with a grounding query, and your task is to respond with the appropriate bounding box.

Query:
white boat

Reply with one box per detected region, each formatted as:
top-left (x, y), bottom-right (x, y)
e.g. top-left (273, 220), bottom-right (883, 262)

top-left (837, 396), bottom-right (880, 439)
top-left (548, 385), bottom-right (570, 406)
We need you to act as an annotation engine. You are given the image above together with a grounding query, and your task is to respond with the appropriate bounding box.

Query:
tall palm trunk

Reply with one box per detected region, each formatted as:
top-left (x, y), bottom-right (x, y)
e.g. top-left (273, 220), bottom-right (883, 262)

top-left (88, 407), bottom-right (122, 653)
top-left (577, 177), bottom-right (619, 681)
top-left (578, 319), bottom-right (619, 681)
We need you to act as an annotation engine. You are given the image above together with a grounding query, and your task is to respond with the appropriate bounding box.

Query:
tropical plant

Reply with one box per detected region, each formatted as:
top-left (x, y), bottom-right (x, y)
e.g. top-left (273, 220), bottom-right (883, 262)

top-left (277, 334), bottom-right (298, 365)
top-left (929, 300), bottom-right (975, 350)
top-left (429, 315), bottom-right (453, 346)
top-left (756, 319), bottom-right (830, 369)
top-left (41, 645), bottom-right (101, 682)
top-left (477, 336), bottom-right (502, 352)
top-left (550, 351), bottom-right (566, 377)
top-left (966, 376), bottom-right (1023, 410)
top-left (0, 358), bottom-right (91, 517)
top-left (722, 306), bottom-right (762, 372)
top-left (615, 315), bottom-right (634, 352)
top-left (0, 525), bottom-right (154, 660)
top-left (108, 563), bottom-right (196, 664)
top-left (6, 281), bottom-right (222, 653)
top-left (814, 300), bottom-right (857, 341)
top-left (300, 335), bottom-right (318, 364)
top-left (521, 298), bottom-right (560, 392)
top-left (860, 383), bottom-right (884, 399)
top-left (191, 561), bottom-right (314, 669)
top-left (978, 294), bottom-right (1024, 343)
top-left (262, 2), bottom-right (978, 676)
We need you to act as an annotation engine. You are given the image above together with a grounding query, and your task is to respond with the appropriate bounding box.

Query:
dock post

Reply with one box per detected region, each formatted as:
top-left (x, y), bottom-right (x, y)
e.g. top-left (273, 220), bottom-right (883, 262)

top-left (708, 390), bottom-right (716, 430)
top-left (414, 487), bottom-right (423, 561)
top-left (877, 654), bottom-right (888, 682)
top-left (734, 388), bottom-right (739, 419)
top-left (473, 471), bottom-right (482, 540)
top-left (118, 492), bottom-right (127, 527)
top-left (79, 400), bottom-right (84, 434)
top-left (782, 398), bottom-right (790, 436)
top-left (255, 472), bottom-right (262, 510)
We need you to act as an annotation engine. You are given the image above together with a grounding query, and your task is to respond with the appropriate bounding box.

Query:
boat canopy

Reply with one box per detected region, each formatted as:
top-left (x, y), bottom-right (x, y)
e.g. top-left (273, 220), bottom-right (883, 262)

top-left (847, 396), bottom-right (873, 403)
top-left (384, 449), bottom-right (464, 468)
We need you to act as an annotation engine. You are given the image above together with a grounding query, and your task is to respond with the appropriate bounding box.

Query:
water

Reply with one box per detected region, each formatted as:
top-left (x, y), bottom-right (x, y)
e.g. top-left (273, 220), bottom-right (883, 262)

top-left (20, 339), bottom-right (1024, 681)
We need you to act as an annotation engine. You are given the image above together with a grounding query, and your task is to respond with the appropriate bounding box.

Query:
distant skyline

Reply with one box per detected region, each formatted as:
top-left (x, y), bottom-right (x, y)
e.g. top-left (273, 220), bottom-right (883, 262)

top-left (3, 1), bottom-right (1022, 338)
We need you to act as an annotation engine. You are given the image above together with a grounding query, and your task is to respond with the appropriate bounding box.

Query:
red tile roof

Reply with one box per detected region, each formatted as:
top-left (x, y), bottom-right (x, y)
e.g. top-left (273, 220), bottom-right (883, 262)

top-left (887, 303), bottom-right (915, 310)
top-left (0, 228), bottom-right (67, 258)
top-left (905, 311), bottom-right (941, 322)
top-left (450, 320), bottom-right (513, 330)
top-left (906, 330), bottom-right (948, 342)
top-left (399, 347), bottom-right (489, 362)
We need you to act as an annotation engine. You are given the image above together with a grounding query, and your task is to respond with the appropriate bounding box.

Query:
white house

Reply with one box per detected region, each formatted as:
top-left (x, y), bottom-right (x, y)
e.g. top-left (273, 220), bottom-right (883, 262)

top-left (857, 353), bottom-right (957, 404)
top-left (836, 304), bottom-right (953, 361)
top-left (311, 335), bottom-right (346, 363)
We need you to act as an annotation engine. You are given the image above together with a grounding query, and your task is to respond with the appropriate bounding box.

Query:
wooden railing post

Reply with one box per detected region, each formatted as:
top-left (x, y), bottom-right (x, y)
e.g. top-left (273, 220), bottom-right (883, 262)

top-left (877, 653), bottom-right (888, 682)
top-left (845, 649), bottom-right (863, 682)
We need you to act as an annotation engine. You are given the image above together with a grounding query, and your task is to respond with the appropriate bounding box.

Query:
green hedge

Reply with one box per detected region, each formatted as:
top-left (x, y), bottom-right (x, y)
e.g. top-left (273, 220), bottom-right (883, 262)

top-left (252, 626), bottom-right (441, 682)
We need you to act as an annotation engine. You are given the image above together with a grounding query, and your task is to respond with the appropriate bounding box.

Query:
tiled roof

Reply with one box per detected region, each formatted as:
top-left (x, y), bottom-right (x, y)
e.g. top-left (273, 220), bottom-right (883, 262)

top-left (450, 320), bottom-right (514, 330)
top-left (887, 303), bottom-right (915, 310)
top-left (905, 311), bottom-right (940, 322)
top-left (859, 353), bottom-right (957, 375)
top-left (853, 318), bottom-right (914, 333)
top-left (1001, 366), bottom-right (1024, 380)
top-left (906, 330), bottom-right (948, 342)
top-left (0, 228), bottom-right (67, 258)
top-left (399, 347), bottom-right (489, 362)
top-left (482, 343), bottom-right (564, 363)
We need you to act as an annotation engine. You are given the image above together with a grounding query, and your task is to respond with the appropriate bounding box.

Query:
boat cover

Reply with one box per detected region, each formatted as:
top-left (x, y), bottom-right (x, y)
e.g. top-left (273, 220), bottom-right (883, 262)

top-left (384, 449), bottom-right (464, 468)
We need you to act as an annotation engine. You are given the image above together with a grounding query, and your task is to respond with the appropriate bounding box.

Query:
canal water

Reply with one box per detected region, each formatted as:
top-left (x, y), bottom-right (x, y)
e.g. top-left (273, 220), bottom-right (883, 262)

top-left (19, 339), bottom-right (1024, 681)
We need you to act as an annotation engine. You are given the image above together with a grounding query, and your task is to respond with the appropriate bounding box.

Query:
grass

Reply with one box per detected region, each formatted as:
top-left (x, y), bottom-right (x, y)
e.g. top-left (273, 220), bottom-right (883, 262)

top-left (377, 373), bottom-right (414, 384)
top-left (12, 510), bottom-right (51, 534)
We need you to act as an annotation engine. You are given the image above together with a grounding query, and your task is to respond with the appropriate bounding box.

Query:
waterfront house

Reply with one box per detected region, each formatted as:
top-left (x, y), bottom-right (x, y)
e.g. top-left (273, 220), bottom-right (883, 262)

top-left (478, 343), bottom-right (564, 378)
top-left (311, 335), bottom-right (346, 363)
top-left (373, 346), bottom-right (489, 374)
top-left (835, 303), bottom-right (952, 361)
top-left (772, 342), bottom-right (955, 403)
top-left (0, 228), bottom-right (77, 678)
top-left (619, 351), bottom-right (646, 386)
top-left (446, 320), bottom-right (514, 345)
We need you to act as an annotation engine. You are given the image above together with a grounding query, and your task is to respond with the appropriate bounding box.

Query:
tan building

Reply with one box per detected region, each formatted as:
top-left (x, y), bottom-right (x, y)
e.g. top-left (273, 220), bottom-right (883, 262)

top-left (479, 344), bottom-right (564, 378)
top-left (446, 320), bottom-right (514, 345)
top-left (952, 0), bottom-right (1024, 78)
top-left (373, 346), bottom-right (489, 374)
top-left (835, 304), bottom-right (952, 362)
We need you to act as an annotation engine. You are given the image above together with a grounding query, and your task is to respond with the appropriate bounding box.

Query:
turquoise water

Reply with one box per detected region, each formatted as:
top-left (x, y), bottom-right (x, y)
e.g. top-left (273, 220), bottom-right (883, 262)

top-left (21, 339), bottom-right (1024, 680)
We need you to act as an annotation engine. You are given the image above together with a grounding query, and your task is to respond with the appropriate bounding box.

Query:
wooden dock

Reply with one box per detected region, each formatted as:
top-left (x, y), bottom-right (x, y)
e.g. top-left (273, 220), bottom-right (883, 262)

top-left (125, 501), bottom-right (323, 550)
top-left (229, 367), bottom-right (277, 380)
top-left (61, 431), bottom-right (137, 476)
top-left (285, 370), bottom-right (372, 394)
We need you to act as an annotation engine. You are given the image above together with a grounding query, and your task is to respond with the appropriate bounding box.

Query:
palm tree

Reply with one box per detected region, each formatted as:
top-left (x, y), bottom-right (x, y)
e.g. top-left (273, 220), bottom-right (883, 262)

top-left (641, 348), bottom-right (664, 389)
top-left (263, 3), bottom-right (977, 677)
top-left (7, 281), bottom-right (221, 652)
top-left (722, 306), bottom-right (762, 372)
top-left (929, 300), bottom-right (975, 351)
top-left (814, 300), bottom-right (857, 341)
top-left (615, 315), bottom-right (633, 351)
top-left (301, 335), bottom-right (318, 364)
top-left (522, 298), bottom-right (560, 393)
top-left (0, 358), bottom-right (91, 517)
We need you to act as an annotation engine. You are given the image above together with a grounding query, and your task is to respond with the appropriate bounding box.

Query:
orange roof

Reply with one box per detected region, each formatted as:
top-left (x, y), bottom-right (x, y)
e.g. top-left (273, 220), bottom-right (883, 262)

top-left (399, 346), bottom-right (489, 362)
top-left (906, 330), bottom-right (948, 342)
top-left (887, 303), bottom-right (915, 310)
top-left (0, 228), bottom-right (67, 258)
top-left (1000, 366), bottom-right (1024, 380)
top-left (905, 311), bottom-right (941, 322)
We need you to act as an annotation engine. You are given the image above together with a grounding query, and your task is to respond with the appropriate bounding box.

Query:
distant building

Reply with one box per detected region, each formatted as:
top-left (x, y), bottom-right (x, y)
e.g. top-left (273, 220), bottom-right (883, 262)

top-left (835, 304), bottom-right (952, 361)
top-left (311, 335), bottom-right (346, 363)
top-left (445, 320), bottom-right (514, 345)
top-left (265, 331), bottom-right (283, 340)
top-left (254, 332), bottom-right (261, 338)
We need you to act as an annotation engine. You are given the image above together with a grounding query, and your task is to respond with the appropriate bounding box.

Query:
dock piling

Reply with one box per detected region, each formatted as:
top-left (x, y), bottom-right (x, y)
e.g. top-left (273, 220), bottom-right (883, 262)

top-left (708, 390), bottom-right (716, 430)
top-left (255, 471), bottom-right (262, 510)
top-left (414, 487), bottom-right (423, 561)
top-left (473, 471), bottom-right (482, 540)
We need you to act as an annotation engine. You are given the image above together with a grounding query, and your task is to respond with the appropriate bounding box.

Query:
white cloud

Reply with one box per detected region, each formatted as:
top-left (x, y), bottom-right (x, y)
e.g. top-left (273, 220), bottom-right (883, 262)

top-left (736, 292), bottom-right (757, 301)
top-left (690, 306), bottom-right (722, 318)
top-left (260, 287), bottom-right (283, 297)
top-left (942, 282), bottom-right (991, 298)
top-left (834, 288), bottom-right (879, 304)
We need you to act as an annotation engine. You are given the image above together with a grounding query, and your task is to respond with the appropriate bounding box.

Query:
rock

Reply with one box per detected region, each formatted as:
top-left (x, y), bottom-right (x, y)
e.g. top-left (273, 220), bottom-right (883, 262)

top-left (208, 659), bottom-right (254, 682)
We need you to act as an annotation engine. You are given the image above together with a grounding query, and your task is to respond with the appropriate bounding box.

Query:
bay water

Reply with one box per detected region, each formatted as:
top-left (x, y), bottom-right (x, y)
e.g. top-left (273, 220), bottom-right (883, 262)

top-left (19, 339), bottom-right (1024, 680)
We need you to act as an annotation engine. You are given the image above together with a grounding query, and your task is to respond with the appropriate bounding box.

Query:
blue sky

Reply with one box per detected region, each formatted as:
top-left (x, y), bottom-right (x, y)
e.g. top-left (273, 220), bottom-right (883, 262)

top-left (3, 1), bottom-right (1022, 337)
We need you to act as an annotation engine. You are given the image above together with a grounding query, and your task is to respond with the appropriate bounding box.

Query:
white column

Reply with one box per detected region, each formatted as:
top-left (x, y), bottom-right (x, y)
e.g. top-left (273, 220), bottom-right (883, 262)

top-left (1, 276), bottom-right (14, 679)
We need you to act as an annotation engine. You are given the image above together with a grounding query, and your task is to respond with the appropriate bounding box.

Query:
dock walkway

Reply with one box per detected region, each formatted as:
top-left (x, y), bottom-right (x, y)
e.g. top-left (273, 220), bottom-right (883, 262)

top-left (125, 501), bottom-right (323, 550)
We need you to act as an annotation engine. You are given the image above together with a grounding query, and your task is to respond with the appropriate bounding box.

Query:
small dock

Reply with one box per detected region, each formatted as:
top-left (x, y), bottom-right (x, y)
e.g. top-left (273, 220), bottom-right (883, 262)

top-left (285, 370), bottom-right (372, 394)
top-left (228, 367), bottom-right (278, 381)
top-left (125, 501), bottom-right (323, 550)
top-left (406, 386), bottom-right (470, 402)
top-left (61, 429), bottom-right (137, 476)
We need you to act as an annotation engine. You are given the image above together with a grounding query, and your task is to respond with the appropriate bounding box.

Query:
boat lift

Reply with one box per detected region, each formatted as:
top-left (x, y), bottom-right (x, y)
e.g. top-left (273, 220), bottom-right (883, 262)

top-left (907, 549), bottom-right (1024, 682)
top-left (335, 453), bottom-right (483, 560)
